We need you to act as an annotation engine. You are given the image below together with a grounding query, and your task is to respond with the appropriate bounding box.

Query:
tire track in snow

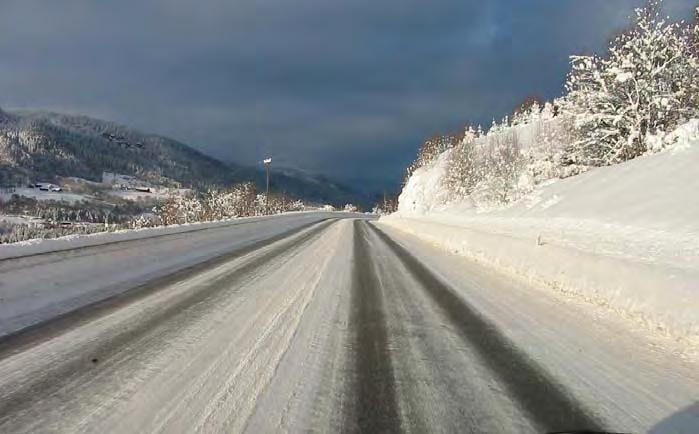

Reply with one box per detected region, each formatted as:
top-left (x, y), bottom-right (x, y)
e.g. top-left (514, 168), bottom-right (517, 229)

top-left (241, 220), bottom-right (356, 433)
top-left (345, 220), bottom-right (401, 433)
top-left (367, 223), bottom-right (605, 433)
top-left (73, 220), bottom-right (343, 434)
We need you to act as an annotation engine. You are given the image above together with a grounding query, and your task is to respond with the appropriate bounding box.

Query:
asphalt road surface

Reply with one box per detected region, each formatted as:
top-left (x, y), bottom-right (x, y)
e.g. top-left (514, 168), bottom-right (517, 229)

top-left (0, 215), bottom-right (697, 433)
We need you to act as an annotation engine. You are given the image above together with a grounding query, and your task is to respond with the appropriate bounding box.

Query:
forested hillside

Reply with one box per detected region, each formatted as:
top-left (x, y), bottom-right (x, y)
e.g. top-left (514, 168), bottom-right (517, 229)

top-left (0, 109), bottom-right (373, 206)
top-left (259, 167), bottom-right (378, 209)
top-left (0, 110), bottom-right (243, 188)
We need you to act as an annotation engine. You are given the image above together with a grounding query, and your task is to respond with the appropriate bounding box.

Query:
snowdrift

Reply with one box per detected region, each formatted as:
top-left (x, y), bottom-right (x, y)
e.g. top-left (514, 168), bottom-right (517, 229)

top-left (381, 120), bottom-right (699, 341)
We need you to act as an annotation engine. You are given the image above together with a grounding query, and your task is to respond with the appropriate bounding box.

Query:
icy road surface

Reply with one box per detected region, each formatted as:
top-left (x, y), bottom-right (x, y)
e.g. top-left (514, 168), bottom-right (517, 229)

top-left (0, 215), bottom-right (697, 433)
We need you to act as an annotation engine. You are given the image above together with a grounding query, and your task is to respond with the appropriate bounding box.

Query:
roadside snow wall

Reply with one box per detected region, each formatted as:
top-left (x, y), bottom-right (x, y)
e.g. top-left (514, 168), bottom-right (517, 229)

top-left (382, 120), bottom-right (699, 341)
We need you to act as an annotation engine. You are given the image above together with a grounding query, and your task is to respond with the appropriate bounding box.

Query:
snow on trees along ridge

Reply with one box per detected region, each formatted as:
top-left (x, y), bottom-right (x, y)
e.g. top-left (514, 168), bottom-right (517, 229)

top-left (565, 2), bottom-right (699, 165)
top-left (154, 183), bottom-right (304, 227)
top-left (0, 111), bottom-right (238, 189)
top-left (0, 183), bottom-right (305, 244)
top-left (400, 1), bottom-right (699, 213)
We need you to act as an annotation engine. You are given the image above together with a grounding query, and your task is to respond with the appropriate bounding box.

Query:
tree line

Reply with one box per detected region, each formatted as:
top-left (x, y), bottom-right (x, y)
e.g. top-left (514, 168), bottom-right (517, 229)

top-left (403, 1), bottom-right (699, 210)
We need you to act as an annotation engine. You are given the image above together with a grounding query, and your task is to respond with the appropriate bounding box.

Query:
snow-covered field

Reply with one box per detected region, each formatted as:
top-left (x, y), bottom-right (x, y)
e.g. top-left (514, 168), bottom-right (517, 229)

top-left (0, 187), bottom-right (90, 204)
top-left (381, 121), bottom-right (699, 343)
top-left (0, 214), bottom-right (43, 226)
top-left (104, 190), bottom-right (167, 201)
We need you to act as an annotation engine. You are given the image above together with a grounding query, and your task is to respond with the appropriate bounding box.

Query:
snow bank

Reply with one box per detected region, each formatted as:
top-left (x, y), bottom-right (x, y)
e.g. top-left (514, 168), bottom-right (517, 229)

top-left (399, 150), bottom-right (454, 214)
top-left (0, 211), bottom-right (332, 260)
top-left (383, 120), bottom-right (699, 341)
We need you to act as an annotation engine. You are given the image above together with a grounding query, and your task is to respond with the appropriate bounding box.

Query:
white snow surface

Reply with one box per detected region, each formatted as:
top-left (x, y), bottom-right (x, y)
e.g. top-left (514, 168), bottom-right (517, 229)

top-left (0, 214), bottom-right (43, 226)
top-left (400, 150), bottom-right (454, 214)
top-left (0, 187), bottom-right (90, 204)
top-left (384, 120), bottom-right (699, 342)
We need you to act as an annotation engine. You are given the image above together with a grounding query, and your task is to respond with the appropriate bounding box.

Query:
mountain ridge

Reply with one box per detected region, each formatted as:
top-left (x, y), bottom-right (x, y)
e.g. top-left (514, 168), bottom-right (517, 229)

top-left (0, 108), bottom-right (374, 207)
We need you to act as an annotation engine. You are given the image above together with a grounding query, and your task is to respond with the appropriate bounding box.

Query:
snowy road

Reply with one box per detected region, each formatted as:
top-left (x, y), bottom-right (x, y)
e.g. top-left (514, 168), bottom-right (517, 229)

top-left (0, 216), bottom-right (697, 433)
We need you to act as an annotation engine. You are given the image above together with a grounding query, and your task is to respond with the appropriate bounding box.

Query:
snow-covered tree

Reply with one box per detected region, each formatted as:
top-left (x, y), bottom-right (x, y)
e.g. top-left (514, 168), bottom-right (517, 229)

top-left (479, 130), bottom-right (525, 204)
top-left (691, 7), bottom-right (699, 53)
top-left (688, 7), bottom-right (699, 109)
top-left (155, 182), bottom-right (302, 224)
top-left (405, 133), bottom-right (460, 184)
top-left (201, 183), bottom-right (257, 220)
top-left (512, 96), bottom-right (544, 126)
top-left (564, 0), bottom-right (699, 165)
top-left (156, 193), bottom-right (204, 225)
top-left (444, 127), bottom-right (479, 200)
top-left (372, 192), bottom-right (399, 215)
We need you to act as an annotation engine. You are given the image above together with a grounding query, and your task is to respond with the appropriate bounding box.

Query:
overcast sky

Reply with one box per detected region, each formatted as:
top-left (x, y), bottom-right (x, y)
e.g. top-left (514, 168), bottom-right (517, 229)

top-left (1, 0), bottom-right (696, 190)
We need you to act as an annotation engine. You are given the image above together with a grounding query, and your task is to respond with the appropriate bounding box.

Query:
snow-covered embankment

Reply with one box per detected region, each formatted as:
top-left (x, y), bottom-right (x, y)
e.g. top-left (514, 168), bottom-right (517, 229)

top-left (381, 122), bottom-right (699, 342)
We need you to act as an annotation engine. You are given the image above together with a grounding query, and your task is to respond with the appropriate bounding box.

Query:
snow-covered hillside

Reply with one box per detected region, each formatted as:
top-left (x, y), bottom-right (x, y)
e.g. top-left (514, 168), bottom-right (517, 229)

top-left (0, 109), bottom-right (374, 207)
top-left (398, 105), bottom-right (577, 214)
top-left (385, 5), bottom-right (699, 342)
top-left (398, 119), bottom-right (699, 229)
top-left (382, 120), bottom-right (699, 342)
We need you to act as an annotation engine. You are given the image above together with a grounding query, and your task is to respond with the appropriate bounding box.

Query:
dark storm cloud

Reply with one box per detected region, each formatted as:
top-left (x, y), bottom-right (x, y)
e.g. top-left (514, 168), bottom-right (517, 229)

top-left (1, 0), bottom-right (696, 189)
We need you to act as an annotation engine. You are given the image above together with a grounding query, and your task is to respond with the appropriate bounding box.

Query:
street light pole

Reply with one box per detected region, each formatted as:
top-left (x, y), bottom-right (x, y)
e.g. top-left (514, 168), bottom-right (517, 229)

top-left (263, 157), bottom-right (272, 210)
